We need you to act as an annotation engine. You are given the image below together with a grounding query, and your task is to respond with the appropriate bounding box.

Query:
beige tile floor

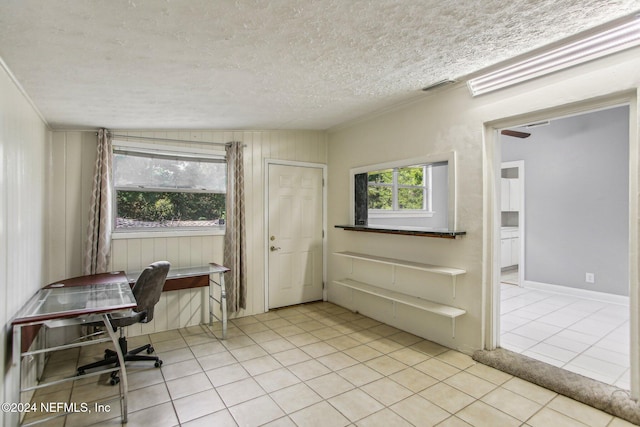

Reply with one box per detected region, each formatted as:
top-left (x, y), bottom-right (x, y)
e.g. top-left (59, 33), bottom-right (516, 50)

top-left (500, 268), bottom-right (630, 389)
top-left (24, 302), bottom-right (635, 427)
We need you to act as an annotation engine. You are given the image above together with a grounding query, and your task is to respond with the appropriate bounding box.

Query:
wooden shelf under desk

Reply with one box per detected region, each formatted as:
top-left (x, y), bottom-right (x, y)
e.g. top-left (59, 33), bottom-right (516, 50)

top-left (127, 265), bottom-right (210, 292)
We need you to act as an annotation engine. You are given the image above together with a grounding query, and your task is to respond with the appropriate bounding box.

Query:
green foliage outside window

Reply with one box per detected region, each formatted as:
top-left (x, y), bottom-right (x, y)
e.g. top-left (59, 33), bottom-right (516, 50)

top-left (398, 188), bottom-right (424, 209)
top-left (116, 191), bottom-right (225, 223)
top-left (368, 169), bottom-right (393, 184)
top-left (113, 147), bottom-right (226, 229)
top-left (368, 165), bottom-right (426, 210)
top-left (397, 166), bottom-right (424, 186)
top-left (368, 186), bottom-right (392, 210)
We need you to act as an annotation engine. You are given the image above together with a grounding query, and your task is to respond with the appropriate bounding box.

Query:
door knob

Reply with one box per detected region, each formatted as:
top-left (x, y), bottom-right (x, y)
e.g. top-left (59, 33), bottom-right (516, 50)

top-left (270, 246), bottom-right (281, 251)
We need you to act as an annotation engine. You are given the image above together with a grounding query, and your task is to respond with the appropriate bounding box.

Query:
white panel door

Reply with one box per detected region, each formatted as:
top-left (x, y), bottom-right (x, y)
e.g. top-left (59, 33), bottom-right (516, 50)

top-left (268, 164), bottom-right (323, 309)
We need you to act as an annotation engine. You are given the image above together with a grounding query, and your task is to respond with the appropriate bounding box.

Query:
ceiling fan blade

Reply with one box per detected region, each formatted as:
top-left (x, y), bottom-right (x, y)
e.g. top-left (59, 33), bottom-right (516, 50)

top-left (501, 129), bottom-right (531, 138)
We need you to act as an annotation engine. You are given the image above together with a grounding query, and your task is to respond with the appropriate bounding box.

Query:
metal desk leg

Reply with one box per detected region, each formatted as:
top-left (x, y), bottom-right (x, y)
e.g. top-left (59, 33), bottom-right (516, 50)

top-left (208, 267), bottom-right (228, 340)
top-left (102, 314), bottom-right (128, 424)
top-left (220, 274), bottom-right (227, 340)
top-left (208, 277), bottom-right (214, 327)
top-left (12, 325), bottom-right (22, 427)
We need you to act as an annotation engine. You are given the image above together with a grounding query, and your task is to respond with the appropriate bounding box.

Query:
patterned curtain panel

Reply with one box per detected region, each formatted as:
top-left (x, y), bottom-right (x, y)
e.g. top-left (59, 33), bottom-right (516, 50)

top-left (223, 141), bottom-right (247, 312)
top-left (83, 129), bottom-right (113, 275)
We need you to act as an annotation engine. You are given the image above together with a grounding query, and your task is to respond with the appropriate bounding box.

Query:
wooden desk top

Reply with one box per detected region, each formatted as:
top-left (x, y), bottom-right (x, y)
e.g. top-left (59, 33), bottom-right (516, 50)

top-left (44, 271), bottom-right (128, 288)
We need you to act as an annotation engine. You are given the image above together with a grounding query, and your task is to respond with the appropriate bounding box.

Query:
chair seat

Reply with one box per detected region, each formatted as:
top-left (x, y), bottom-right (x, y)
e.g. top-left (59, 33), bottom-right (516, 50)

top-left (109, 309), bottom-right (147, 328)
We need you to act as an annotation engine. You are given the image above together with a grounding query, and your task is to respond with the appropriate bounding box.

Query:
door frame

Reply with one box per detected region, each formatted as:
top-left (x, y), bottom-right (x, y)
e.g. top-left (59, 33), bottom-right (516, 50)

top-left (263, 159), bottom-right (328, 312)
top-left (483, 92), bottom-right (639, 398)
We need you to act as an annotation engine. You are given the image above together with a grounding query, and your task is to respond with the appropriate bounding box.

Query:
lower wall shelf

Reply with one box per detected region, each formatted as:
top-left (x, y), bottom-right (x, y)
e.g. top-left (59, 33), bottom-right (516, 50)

top-left (332, 278), bottom-right (465, 337)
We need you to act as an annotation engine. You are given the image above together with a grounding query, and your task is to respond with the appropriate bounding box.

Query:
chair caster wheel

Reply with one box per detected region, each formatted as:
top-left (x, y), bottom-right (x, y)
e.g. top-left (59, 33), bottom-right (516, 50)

top-left (77, 370), bottom-right (85, 376)
top-left (110, 376), bottom-right (120, 386)
top-left (147, 346), bottom-right (154, 354)
top-left (154, 360), bottom-right (163, 368)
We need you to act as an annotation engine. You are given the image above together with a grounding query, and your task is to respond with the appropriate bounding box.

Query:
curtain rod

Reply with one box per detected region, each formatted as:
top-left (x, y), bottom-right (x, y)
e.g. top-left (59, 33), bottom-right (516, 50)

top-left (107, 133), bottom-right (232, 147)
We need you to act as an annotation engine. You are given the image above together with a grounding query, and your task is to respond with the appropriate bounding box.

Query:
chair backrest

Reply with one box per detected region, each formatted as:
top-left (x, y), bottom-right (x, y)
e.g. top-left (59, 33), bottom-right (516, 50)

top-left (132, 261), bottom-right (170, 322)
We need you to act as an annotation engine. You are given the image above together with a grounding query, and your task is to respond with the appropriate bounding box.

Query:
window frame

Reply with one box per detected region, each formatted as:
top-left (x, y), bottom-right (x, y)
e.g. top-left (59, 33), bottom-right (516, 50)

top-left (111, 140), bottom-right (227, 238)
top-left (367, 164), bottom-right (433, 217)
top-left (349, 151), bottom-right (457, 231)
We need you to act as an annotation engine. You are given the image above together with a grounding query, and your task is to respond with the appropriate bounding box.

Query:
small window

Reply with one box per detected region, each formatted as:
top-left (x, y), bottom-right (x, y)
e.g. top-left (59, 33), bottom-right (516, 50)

top-left (368, 165), bottom-right (432, 212)
top-left (112, 142), bottom-right (226, 233)
top-left (352, 154), bottom-right (454, 231)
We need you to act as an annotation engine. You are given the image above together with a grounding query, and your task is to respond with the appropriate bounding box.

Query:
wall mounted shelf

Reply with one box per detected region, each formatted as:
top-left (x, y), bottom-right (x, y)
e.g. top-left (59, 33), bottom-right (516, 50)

top-left (332, 251), bottom-right (466, 337)
top-left (335, 225), bottom-right (466, 239)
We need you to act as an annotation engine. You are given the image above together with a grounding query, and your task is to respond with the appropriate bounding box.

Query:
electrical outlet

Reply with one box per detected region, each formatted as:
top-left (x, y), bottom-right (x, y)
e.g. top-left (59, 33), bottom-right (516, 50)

top-left (586, 273), bottom-right (595, 283)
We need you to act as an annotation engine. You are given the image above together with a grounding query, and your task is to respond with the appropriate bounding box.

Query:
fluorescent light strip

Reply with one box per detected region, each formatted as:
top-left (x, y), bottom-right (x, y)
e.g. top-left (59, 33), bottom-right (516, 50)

top-left (468, 15), bottom-right (640, 96)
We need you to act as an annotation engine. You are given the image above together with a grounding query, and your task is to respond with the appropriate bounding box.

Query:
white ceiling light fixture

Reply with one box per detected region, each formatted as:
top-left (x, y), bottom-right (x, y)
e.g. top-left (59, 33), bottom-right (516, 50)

top-left (467, 14), bottom-right (640, 97)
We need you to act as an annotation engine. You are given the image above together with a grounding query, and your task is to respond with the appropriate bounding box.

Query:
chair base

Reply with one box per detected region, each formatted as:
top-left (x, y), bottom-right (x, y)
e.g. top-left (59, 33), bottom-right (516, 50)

top-left (77, 336), bottom-right (163, 384)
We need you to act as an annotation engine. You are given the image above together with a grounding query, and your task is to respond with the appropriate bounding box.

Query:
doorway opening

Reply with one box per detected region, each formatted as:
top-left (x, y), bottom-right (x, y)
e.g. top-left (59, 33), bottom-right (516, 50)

top-left (496, 104), bottom-right (632, 390)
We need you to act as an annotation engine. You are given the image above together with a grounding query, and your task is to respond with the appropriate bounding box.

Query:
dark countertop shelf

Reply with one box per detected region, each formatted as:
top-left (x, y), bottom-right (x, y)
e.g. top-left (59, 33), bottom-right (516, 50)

top-left (334, 225), bottom-right (466, 239)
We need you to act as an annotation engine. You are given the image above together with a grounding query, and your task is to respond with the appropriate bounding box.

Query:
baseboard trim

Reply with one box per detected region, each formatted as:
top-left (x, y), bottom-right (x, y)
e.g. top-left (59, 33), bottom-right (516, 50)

top-left (523, 280), bottom-right (629, 306)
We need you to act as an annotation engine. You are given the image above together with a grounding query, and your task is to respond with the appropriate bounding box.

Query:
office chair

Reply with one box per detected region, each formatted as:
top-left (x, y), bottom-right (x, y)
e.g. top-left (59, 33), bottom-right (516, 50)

top-left (77, 261), bottom-right (171, 384)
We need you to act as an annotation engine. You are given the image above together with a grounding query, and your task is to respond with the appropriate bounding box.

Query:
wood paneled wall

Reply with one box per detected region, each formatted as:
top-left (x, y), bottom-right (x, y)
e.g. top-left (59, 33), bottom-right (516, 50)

top-left (49, 129), bottom-right (327, 335)
top-left (1, 64), bottom-right (50, 424)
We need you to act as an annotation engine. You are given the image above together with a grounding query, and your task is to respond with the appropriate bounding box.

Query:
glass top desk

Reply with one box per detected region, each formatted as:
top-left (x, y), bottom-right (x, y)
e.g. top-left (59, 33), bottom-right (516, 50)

top-left (126, 263), bottom-right (230, 339)
top-left (11, 272), bottom-right (136, 426)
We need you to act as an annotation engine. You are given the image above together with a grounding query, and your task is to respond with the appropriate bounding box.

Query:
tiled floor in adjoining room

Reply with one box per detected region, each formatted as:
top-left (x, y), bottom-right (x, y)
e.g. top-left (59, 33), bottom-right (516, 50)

top-left (500, 277), bottom-right (630, 389)
top-left (26, 301), bottom-right (634, 427)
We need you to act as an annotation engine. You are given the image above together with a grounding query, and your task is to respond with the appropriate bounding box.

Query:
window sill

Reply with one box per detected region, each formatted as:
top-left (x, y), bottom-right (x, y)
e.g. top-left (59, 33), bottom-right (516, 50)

top-left (335, 224), bottom-right (465, 239)
top-left (368, 211), bottom-right (435, 219)
top-left (112, 228), bottom-right (225, 240)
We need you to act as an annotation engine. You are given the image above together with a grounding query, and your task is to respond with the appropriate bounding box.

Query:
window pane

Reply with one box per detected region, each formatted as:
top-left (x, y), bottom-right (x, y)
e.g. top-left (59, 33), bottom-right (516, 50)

top-left (397, 188), bottom-right (424, 209)
top-left (116, 191), bottom-right (225, 229)
top-left (368, 169), bottom-right (393, 184)
top-left (397, 166), bottom-right (424, 186)
top-left (368, 185), bottom-right (392, 209)
top-left (113, 152), bottom-right (226, 192)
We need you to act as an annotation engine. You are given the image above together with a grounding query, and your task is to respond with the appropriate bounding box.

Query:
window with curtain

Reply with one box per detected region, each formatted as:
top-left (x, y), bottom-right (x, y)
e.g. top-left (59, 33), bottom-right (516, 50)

top-left (112, 141), bottom-right (226, 232)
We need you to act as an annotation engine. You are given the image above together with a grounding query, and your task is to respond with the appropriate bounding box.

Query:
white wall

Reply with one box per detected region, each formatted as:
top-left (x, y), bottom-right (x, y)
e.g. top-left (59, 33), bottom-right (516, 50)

top-left (49, 129), bottom-right (327, 334)
top-left (49, 131), bottom-right (98, 281)
top-left (328, 87), bottom-right (486, 354)
top-left (0, 63), bottom-right (50, 424)
top-left (327, 46), bottom-right (640, 355)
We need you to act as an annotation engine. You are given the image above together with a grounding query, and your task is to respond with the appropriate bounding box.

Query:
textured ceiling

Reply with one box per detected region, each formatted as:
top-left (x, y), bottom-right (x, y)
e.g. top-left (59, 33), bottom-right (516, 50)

top-left (0, 0), bottom-right (638, 130)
